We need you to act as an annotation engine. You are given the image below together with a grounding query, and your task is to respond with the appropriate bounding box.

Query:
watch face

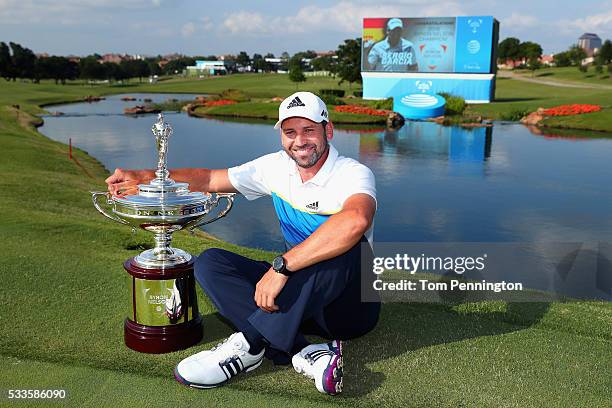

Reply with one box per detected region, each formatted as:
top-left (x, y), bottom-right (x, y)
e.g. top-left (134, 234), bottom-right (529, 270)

top-left (273, 256), bottom-right (284, 271)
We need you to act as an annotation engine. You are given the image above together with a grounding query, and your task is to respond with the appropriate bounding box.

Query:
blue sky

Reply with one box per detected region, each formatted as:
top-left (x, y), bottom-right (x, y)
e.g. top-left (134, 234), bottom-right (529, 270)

top-left (0, 0), bottom-right (610, 56)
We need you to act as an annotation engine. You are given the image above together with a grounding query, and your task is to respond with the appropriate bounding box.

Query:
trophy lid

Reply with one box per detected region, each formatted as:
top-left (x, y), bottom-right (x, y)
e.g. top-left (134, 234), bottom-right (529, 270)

top-left (113, 182), bottom-right (211, 208)
top-left (112, 113), bottom-right (210, 208)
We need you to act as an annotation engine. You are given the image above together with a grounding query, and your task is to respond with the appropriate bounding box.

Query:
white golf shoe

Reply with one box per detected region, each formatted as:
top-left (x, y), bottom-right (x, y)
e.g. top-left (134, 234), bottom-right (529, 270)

top-left (292, 340), bottom-right (343, 395)
top-left (174, 332), bottom-right (265, 388)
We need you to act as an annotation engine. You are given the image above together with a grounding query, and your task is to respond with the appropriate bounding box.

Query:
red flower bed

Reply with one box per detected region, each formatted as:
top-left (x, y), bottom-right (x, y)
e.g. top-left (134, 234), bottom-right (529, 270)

top-left (542, 104), bottom-right (601, 116)
top-left (204, 99), bottom-right (238, 106)
top-left (334, 105), bottom-right (388, 116)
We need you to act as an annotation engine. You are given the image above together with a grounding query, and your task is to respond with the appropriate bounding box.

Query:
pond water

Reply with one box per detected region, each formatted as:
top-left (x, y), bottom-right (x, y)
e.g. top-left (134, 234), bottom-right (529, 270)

top-left (39, 94), bottom-right (612, 299)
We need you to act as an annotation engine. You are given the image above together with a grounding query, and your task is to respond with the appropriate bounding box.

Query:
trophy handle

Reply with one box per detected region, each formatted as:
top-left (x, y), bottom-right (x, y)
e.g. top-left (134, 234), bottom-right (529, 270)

top-left (188, 193), bottom-right (235, 231)
top-left (91, 191), bottom-right (130, 226)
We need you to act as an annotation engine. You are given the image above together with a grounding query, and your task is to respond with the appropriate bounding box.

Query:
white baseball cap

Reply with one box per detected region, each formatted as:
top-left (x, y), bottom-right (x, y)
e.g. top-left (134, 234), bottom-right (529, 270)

top-left (274, 91), bottom-right (329, 129)
top-left (387, 18), bottom-right (403, 30)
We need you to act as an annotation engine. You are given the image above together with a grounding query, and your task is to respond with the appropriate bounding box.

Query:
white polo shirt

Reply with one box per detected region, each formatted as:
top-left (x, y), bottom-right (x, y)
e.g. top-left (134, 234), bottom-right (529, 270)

top-left (228, 144), bottom-right (376, 248)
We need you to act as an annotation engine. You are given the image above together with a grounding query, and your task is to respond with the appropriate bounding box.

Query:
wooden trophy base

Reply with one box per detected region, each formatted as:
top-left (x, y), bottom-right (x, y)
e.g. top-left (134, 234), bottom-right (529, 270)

top-left (124, 315), bottom-right (203, 354)
top-left (123, 257), bottom-right (203, 353)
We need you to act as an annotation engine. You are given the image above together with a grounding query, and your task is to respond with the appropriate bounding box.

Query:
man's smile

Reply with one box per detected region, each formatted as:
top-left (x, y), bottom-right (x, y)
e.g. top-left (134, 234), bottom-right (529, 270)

top-left (293, 145), bottom-right (315, 154)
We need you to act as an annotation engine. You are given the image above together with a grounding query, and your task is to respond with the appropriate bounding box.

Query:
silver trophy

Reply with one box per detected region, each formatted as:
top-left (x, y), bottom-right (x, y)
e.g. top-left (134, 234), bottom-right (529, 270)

top-left (92, 113), bottom-right (234, 269)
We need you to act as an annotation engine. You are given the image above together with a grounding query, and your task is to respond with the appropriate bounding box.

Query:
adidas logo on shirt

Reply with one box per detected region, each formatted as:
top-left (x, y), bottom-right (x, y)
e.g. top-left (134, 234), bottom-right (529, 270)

top-left (305, 201), bottom-right (319, 211)
top-left (287, 96), bottom-right (306, 109)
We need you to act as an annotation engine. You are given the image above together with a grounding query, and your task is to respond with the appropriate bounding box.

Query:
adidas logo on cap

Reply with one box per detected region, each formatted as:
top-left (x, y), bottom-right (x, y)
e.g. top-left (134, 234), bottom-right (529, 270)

top-left (287, 96), bottom-right (306, 109)
top-left (274, 92), bottom-right (329, 129)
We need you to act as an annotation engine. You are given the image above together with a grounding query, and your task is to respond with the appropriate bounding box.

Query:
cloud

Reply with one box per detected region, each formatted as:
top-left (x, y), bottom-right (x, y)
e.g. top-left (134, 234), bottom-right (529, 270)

top-left (181, 22), bottom-right (196, 38)
top-left (561, 10), bottom-right (612, 35)
top-left (0, 0), bottom-right (171, 24)
top-left (502, 12), bottom-right (538, 29)
top-left (181, 17), bottom-right (214, 37)
top-left (223, 11), bottom-right (269, 34)
top-left (222, 1), bottom-right (464, 36)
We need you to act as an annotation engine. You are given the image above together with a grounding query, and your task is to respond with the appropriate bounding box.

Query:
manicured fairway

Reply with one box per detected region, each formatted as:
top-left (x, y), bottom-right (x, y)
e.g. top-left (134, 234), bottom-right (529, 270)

top-left (512, 66), bottom-right (612, 86)
top-left (1, 72), bottom-right (611, 131)
top-left (0, 82), bottom-right (611, 407)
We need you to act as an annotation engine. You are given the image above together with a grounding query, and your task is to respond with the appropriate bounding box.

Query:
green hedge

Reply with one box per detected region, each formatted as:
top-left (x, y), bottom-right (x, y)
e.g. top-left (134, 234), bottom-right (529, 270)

top-left (439, 92), bottom-right (466, 115)
top-left (319, 89), bottom-right (345, 97)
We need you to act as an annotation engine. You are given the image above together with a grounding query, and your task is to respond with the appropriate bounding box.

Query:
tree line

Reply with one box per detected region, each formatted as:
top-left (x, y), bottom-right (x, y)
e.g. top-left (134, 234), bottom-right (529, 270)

top-left (0, 41), bottom-right (202, 84)
top-left (497, 38), bottom-right (543, 69)
top-left (554, 39), bottom-right (612, 74)
top-left (0, 39), bottom-right (362, 88)
top-left (498, 36), bottom-right (612, 73)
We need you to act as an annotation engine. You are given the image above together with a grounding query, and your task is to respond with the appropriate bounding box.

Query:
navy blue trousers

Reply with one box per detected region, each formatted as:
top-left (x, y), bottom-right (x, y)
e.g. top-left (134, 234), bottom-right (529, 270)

top-left (194, 238), bottom-right (380, 364)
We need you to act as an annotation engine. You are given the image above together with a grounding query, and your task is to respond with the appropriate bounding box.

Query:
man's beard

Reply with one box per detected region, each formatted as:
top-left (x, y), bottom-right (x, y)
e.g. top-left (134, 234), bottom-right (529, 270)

top-left (286, 138), bottom-right (329, 169)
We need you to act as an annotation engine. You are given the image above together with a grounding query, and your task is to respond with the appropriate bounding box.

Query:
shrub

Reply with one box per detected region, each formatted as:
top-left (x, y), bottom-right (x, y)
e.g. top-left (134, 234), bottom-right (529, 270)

top-left (353, 90), bottom-right (363, 97)
top-left (319, 94), bottom-right (345, 106)
top-left (334, 105), bottom-right (387, 116)
top-left (319, 89), bottom-right (345, 97)
top-left (578, 64), bottom-right (588, 73)
top-left (500, 108), bottom-right (531, 121)
top-left (218, 88), bottom-right (250, 102)
top-left (442, 94), bottom-right (466, 115)
top-left (371, 98), bottom-right (393, 110)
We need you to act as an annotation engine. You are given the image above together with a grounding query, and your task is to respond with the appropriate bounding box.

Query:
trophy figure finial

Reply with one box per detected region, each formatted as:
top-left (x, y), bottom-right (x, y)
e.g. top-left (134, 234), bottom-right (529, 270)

top-left (151, 113), bottom-right (173, 183)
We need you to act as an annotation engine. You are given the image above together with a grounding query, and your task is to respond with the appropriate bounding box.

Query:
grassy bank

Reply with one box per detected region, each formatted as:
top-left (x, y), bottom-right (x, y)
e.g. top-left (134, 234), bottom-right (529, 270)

top-left (191, 101), bottom-right (386, 125)
top-left (466, 77), bottom-right (612, 132)
top-left (3, 72), bottom-right (611, 132)
top-left (512, 66), bottom-right (612, 85)
top-left (0, 79), bottom-right (611, 406)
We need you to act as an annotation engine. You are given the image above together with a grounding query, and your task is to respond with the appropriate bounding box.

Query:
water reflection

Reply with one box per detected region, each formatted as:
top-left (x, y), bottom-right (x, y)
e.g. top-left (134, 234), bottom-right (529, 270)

top-left (40, 95), bottom-right (612, 254)
top-left (361, 122), bottom-right (492, 161)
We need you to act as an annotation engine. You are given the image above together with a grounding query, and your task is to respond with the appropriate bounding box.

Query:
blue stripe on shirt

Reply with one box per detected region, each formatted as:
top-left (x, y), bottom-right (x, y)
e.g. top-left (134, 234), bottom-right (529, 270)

top-left (271, 192), bottom-right (331, 247)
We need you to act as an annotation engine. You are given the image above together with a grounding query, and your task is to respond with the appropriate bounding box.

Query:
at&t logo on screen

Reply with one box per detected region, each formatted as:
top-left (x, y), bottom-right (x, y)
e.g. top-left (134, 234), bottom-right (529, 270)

top-left (467, 40), bottom-right (481, 54)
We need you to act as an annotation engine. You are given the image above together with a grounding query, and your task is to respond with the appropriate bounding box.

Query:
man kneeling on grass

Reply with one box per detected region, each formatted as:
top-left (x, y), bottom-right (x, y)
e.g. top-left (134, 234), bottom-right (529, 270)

top-left (105, 92), bottom-right (380, 395)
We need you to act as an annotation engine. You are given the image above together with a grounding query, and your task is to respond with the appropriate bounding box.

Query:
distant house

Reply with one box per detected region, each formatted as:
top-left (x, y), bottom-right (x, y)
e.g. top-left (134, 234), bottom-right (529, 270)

top-left (497, 54), bottom-right (553, 68)
top-left (163, 53), bottom-right (183, 61)
top-left (315, 51), bottom-right (335, 58)
top-left (498, 58), bottom-right (526, 69)
top-left (578, 33), bottom-right (602, 57)
top-left (539, 54), bottom-right (554, 66)
top-left (101, 53), bottom-right (131, 64)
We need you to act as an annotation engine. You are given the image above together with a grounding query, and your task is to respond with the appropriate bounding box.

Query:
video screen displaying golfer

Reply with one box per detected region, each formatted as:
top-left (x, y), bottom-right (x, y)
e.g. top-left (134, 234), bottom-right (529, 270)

top-left (105, 92), bottom-right (380, 396)
top-left (366, 18), bottom-right (418, 72)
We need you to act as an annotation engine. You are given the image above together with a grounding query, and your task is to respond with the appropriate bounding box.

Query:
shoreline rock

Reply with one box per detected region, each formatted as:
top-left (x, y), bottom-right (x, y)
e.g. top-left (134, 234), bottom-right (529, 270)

top-left (124, 105), bottom-right (161, 115)
top-left (520, 107), bottom-right (545, 126)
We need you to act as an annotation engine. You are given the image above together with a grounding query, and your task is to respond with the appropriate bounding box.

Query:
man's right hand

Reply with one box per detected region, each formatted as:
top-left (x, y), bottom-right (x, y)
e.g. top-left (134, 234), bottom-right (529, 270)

top-left (105, 168), bottom-right (154, 197)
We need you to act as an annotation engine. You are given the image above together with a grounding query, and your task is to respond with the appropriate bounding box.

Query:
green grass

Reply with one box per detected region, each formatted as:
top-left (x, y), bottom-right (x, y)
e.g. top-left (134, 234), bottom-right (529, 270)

top-left (193, 101), bottom-right (386, 125)
top-left (0, 78), bottom-right (611, 407)
top-left (512, 66), bottom-right (612, 85)
top-left (2, 73), bottom-right (611, 131)
top-left (539, 109), bottom-right (612, 132)
top-left (466, 77), bottom-right (612, 131)
top-left (0, 74), bottom-right (354, 108)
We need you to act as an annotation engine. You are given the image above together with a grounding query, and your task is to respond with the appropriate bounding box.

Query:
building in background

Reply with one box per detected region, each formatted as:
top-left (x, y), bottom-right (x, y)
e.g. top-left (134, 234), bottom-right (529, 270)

top-left (186, 60), bottom-right (231, 76)
top-left (578, 33), bottom-right (602, 57)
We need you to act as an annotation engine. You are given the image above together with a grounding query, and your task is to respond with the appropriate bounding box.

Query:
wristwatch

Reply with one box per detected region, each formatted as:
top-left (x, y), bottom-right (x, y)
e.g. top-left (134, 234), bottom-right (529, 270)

top-left (272, 255), bottom-right (292, 277)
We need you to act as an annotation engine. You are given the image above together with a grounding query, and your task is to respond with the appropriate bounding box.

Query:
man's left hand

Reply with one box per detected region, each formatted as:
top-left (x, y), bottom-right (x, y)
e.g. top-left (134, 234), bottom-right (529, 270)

top-left (255, 268), bottom-right (288, 313)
